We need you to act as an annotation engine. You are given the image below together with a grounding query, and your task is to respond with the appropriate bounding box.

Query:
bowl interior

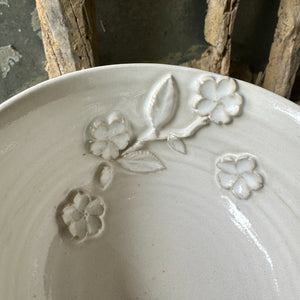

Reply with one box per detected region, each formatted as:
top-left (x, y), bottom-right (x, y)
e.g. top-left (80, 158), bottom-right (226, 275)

top-left (0, 64), bottom-right (300, 299)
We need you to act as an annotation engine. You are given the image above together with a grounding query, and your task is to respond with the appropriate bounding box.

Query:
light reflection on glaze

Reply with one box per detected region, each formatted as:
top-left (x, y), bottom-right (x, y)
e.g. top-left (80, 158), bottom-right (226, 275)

top-left (274, 103), bottom-right (300, 125)
top-left (222, 196), bottom-right (280, 296)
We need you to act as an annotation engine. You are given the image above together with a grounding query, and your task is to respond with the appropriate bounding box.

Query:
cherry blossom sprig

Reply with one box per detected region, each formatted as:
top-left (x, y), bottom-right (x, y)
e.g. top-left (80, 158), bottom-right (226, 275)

top-left (58, 74), bottom-right (246, 243)
top-left (86, 74), bottom-right (245, 181)
top-left (123, 75), bottom-right (244, 155)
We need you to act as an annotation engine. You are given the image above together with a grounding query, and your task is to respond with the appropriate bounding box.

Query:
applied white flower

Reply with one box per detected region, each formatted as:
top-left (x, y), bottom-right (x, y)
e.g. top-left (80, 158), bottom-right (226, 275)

top-left (87, 113), bottom-right (131, 160)
top-left (216, 154), bottom-right (264, 199)
top-left (194, 77), bottom-right (243, 124)
top-left (62, 191), bottom-right (105, 240)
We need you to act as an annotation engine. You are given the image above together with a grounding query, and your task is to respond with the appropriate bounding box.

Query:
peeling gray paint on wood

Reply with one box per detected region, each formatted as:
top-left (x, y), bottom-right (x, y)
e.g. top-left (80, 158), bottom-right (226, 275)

top-left (31, 8), bottom-right (42, 39)
top-left (0, 0), bottom-right (9, 7)
top-left (0, 45), bottom-right (22, 78)
top-left (0, 0), bottom-right (48, 103)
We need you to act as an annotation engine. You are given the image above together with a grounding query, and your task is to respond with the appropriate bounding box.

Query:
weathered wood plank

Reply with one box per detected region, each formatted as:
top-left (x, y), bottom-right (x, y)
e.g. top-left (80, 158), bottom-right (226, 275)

top-left (36, 0), bottom-right (98, 78)
top-left (202, 0), bottom-right (240, 75)
top-left (263, 0), bottom-right (300, 98)
top-left (182, 0), bottom-right (239, 75)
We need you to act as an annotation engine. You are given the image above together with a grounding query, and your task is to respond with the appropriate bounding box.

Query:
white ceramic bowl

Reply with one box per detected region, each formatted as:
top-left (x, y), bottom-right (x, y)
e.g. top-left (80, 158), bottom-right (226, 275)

top-left (0, 64), bottom-right (300, 299)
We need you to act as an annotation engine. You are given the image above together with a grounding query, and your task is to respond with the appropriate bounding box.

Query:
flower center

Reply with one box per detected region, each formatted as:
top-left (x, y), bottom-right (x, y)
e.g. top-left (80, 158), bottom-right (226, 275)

top-left (212, 97), bottom-right (220, 103)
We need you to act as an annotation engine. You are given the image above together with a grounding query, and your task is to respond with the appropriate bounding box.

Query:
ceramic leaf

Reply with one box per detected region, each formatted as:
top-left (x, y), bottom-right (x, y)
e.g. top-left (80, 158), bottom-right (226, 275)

top-left (167, 135), bottom-right (186, 154)
top-left (97, 162), bottom-right (114, 190)
top-left (145, 75), bottom-right (178, 131)
top-left (117, 151), bottom-right (165, 173)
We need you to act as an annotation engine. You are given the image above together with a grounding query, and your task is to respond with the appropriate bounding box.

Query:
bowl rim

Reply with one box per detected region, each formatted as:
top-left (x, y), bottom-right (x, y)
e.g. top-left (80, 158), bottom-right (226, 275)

top-left (1, 63), bottom-right (299, 119)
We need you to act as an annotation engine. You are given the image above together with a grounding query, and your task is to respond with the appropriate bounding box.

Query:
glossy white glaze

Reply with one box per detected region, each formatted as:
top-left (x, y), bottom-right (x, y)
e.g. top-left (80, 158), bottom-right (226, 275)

top-left (0, 64), bottom-right (300, 299)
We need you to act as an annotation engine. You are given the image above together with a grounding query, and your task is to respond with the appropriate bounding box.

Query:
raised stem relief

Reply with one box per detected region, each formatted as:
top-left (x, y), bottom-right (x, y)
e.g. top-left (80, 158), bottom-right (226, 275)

top-left (164, 115), bottom-right (209, 139)
top-left (123, 115), bottom-right (209, 155)
top-left (216, 154), bottom-right (264, 200)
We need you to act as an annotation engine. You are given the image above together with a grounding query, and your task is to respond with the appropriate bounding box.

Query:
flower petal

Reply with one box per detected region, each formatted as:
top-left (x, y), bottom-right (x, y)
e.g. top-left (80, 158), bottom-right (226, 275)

top-left (62, 205), bottom-right (82, 225)
top-left (93, 122), bottom-right (108, 140)
top-left (73, 192), bottom-right (90, 212)
top-left (232, 178), bottom-right (251, 199)
top-left (217, 171), bottom-right (238, 189)
top-left (86, 216), bottom-right (102, 235)
top-left (216, 157), bottom-right (237, 174)
top-left (236, 157), bottom-right (256, 174)
top-left (101, 141), bottom-right (119, 160)
top-left (107, 112), bottom-right (124, 124)
top-left (216, 78), bottom-right (236, 99)
top-left (98, 163), bottom-right (114, 191)
top-left (221, 94), bottom-right (243, 116)
top-left (108, 121), bottom-right (126, 137)
top-left (110, 132), bottom-right (130, 150)
top-left (242, 172), bottom-right (263, 191)
top-left (199, 78), bottom-right (217, 100)
top-left (69, 218), bottom-right (87, 240)
top-left (90, 141), bottom-right (107, 156)
top-left (210, 104), bottom-right (231, 124)
top-left (85, 198), bottom-right (105, 216)
top-left (195, 98), bottom-right (217, 116)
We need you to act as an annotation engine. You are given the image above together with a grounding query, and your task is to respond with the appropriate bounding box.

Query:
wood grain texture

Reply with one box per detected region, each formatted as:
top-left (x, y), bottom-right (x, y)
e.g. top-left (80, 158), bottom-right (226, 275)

top-left (202, 0), bottom-right (240, 75)
top-left (182, 0), bottom-right (239, 75)
top-left (36, 0), bottom-right (98, 78)
top-left (263, 0), bottom-right (300, 98)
